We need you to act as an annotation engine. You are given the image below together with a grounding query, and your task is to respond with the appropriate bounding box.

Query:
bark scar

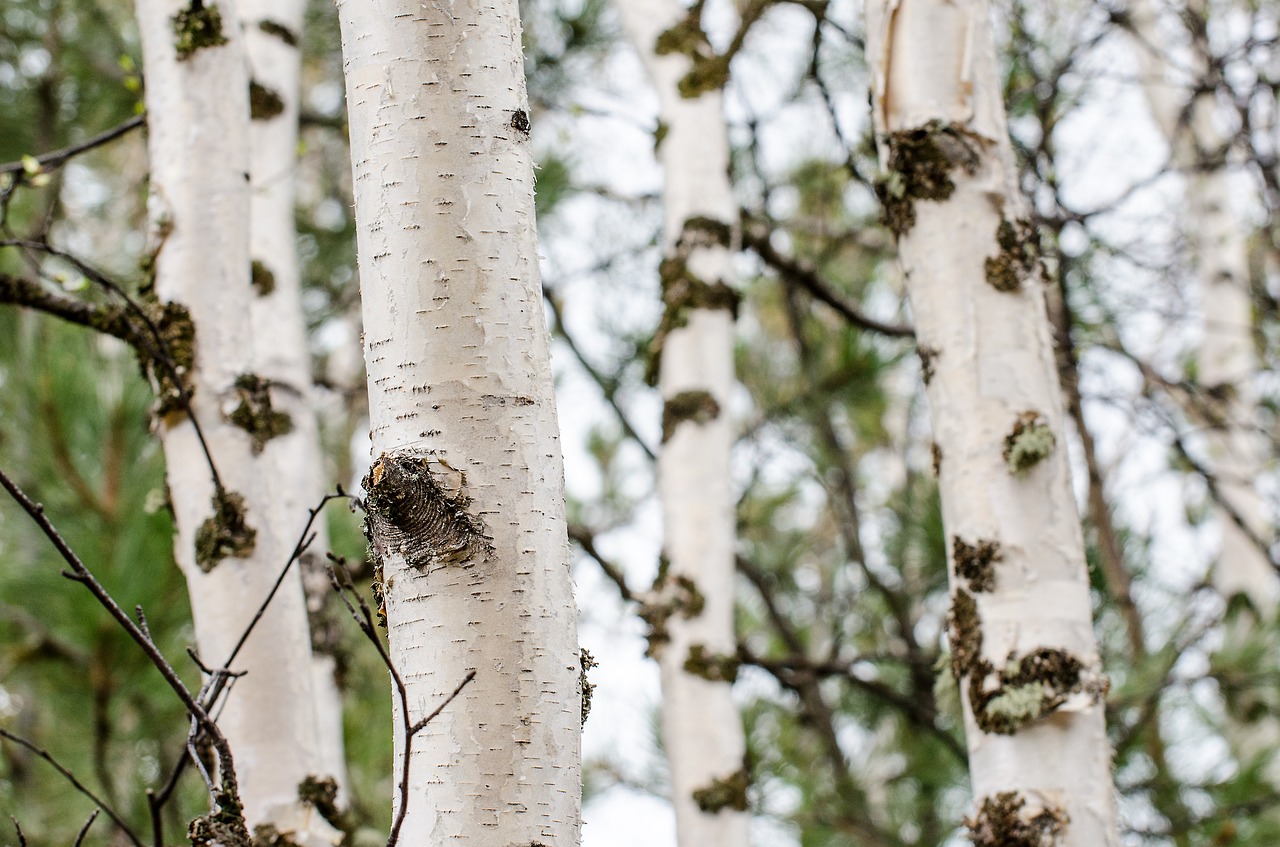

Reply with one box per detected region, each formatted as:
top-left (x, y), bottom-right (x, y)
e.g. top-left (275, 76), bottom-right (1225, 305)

top-left (363, 453), bottom-right (493, 571)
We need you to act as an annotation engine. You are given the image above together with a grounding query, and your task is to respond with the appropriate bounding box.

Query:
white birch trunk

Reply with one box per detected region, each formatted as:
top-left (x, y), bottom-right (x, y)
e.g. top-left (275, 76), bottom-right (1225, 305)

top-left (864, 2), bottom-right (1118, 843)
top-left (239, 0), bottom-right (351, 804)
top-left (1131, 0), bottom-right (1280, 780)
top-left (136, 3), bottom-right (334, 840)
top-left (615, 3), bottom-right (750, 845)
top-left (335, 1), bottom-right (581, 842)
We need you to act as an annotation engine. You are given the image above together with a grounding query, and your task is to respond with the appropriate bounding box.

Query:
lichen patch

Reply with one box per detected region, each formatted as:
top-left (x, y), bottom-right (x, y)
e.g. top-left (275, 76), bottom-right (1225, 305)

top-left (984, 218), bottom-right (1040, 292)
top-left (1004, 411), bottom-right (1056, 474)
top-left (875, 120), bottom-right (983, 237)
top-left (228, 373), bottom-right (293, 453)
top-left (195, 489), bottom-right (256, 572)
top-left (953, 536), bottom-right (1001, 592)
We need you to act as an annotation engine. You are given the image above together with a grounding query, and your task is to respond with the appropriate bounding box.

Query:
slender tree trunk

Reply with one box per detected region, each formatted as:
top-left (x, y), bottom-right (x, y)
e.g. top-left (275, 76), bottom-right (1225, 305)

top-left (335, 1), bottom-right (581, 841)
top-left (615, 3), bottom-right (750, 844)
top-left (864, 2), bottom-right (1118, 843)
top-left (1131, 0), bottom-right (1280, 780)
top-left (136, 1), bottom-right (333, 838)
top-left (239, 0), bottom-right (351, 803)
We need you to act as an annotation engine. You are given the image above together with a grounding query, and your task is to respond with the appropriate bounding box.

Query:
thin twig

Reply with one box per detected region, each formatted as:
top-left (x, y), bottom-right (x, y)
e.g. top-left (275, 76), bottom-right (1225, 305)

top-left (0, 115), bottom-right (145, 175)
top-left (0, 728), bottom-right (141, 847)
top-left (72, 809), bottom-right (101, 847)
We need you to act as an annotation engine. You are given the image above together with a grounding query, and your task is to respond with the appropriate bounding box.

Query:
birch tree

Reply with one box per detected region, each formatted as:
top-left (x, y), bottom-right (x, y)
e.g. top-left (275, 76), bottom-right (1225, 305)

top-left (334, 0), bottom-right (581, 841)
top-left (613, 3), bottom-right (749, 844)
top-left (239, 0), bottom-right (350, 800)
top-left (1130, 0), bottom-right (1280, 784)
top-left (135, 1), bottom-right (335, 838)
top-left (864, 2), bottom-right (1118, 843)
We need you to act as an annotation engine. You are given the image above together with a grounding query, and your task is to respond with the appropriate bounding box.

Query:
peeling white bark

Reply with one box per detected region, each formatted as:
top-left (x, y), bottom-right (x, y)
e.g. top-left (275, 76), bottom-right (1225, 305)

top-left (239, 0), bottom-right (351, 809)
top-left (865, 2), bottom-right (1118, 843)
top-left (335, 1), bottom-right (580, 842)
top-left (136, 0), bottom-right (331, 837)
top-left (615, 3), bottom-right (750, 845)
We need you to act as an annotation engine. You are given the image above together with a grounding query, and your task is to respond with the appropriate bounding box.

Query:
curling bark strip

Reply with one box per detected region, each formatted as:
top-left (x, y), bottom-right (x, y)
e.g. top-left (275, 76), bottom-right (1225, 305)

top-left (135, 0), bottom-right (330, 836)
top-left (335, 1), bottom-right (581, 841)
top-left (616, 1), bottom-right (750, 844)
top-left (864, 1), bottom-right (1119, 844)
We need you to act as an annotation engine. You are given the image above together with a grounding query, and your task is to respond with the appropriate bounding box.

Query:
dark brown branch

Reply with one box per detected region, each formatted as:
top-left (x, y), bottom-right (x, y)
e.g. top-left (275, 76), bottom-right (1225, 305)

top-left (0, 115), bottom-right (145, 175)
top-left (568, 523), bottom-right (636, 603)
top-left (0, 272), bottom-right (149, 351)
top-left (741, 220), bottom-right (914, 338)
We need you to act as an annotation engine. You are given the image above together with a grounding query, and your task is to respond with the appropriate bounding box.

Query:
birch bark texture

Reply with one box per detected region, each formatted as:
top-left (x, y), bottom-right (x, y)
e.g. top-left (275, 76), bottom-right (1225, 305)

top-left (136, 1), bottom-right (333, 839)
top-left (239, 0), bottom-right (351, 801)
top-left (615, 3), bottom-right (750, 845)
top-left (864, 2), bottom-right (1119, 844)
top-left (1131, 0), bottom-right (1280, 780)
top-left (335, 1), bottom-right (581, 842)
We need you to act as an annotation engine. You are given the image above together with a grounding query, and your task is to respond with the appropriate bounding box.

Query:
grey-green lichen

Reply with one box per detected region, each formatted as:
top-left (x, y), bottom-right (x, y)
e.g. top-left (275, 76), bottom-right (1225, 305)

top-left (684, 643), bottom-right (740, 683)
top-left (362, 454), bottom-right (493, 573)
top-left (966, 791), bottom-right (1067, 847)
top-left (969, 648), bottom-right (1091, 736)
top-left (229, 373), bottom-right (293, 453)
top-left (875, 120), bottom-right (982, 237)
top-left (173, 2), bottom-right (229, 61)
top-left (954, 536), bottom-right (1001, 593)
top-left (985, 218), bottom-right (1039, 292)
top-left (692, 766), bottom-right (750, 813)
top-left (257, 19), bottom-right (298, 46)
top-left (1004, 412), bottom-right (1056, 474)
top-left (249, 80), bottom-right (285, 121)
top-left (580, 648), bottom-right (598, 726)
top-left (662, 390), bottom-right (721, 443)
top-left (250, 259), bottom-right (276, 296)
top-left (195, 490), bottom-right (257, 572)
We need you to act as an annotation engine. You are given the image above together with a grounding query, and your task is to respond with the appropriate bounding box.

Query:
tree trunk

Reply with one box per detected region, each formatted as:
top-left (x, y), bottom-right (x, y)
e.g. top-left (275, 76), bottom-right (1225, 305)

top-left (1131, 0), bottom-right (1280, 780)
top-left (334, 1), bottom-right (581, 841)
top-left (864, 2), bottom-right (1119, 844)
top-left (136, 1), bottom-right (334, 840)
top-left (239, 0), bottom-right (351, 803)
top-left (614, 3), bottom-right (750, 845)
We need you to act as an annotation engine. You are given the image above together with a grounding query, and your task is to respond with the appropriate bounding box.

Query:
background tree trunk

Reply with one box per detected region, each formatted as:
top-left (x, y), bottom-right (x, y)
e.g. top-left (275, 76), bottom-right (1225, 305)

top-left (135, 0), bottom-right (332, 837)
top-left (335, 0), bottom-right (581, 841)
top-left (614, 3), bottom-right (750, 844)
top-left (864, 1), bottom-right (1119, 843)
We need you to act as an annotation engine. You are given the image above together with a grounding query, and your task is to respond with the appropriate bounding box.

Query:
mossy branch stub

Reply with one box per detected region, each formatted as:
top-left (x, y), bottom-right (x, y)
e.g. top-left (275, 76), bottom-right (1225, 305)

top-left (967, 791), bottom-right (1067, 847)
top-left (173, 3), bottom-right (229, 60)
top-left (249, 80), bottom-right (285, 121)
top-left (662, 390), bottom-right (721, 443)
top-left (985, 218), bottom-right (1040, 292)
top-left (195, 490), bottom-right (256, 571)
top-left (684, 643), bottom-right (740, 683)
top-left (969, 647), bottom-right (1097, 735)
top-left (692, 766), bottom-right (750, 813)
top-left (250, 259), bottom-right (276, 296)
top-left (875, 120), bottom-right (982, 237)
top-left (142, 300), bottom-right (197, 420)
top-left (948, 587), bottom-right (982, 681)
top-left (362, 454), bottom-right (493, 572)
top-left (257, 19), bottom-right (298, 46)
top-left (579, 648), bottom-right (598, 726)
top-left (228, 373), bottom-right (293, 453)
top-left (639, 572), bottom-right (706, 658)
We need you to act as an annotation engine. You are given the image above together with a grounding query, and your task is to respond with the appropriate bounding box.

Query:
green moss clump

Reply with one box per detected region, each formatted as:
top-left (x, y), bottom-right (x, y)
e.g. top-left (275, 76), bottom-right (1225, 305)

top-left (662, 390), bottom-right (721, 443)
top-left (173, 3), bottom-right (229, 61)
top-left (195, 490), bottom-right (257, 571)
top-left (250, 259), bottom-right (276, 296)
top-left (143, 301), bottom-right (197, 420)
top-left (953, 536), bottom-right (1001, 592)
top-left (984, 218), bottom-right (1040, 292)
top-left (229, 373), bottom-right (293, 453)
top-left (678, 55), bottom-right (731, 98)
top-left (874, 120), bottom-right (982, 237)
top-left (692, 767), bottom-right (750, 813)
top-left (639, 572), bottom-right (706, 658)
top-left (258, 19), bottom-right (298, 46)
top-left (967, 791), bottom-right (1067, 847)
top-left (1003, 412), bottom-right (1056, 474)
top-left (579, 648), bottom-right (598, 726)
top-left (249, 80), bottom-right (285, 121)
top-left (684, 644), bottom-right (740, 683)
top-left (653, 12), bottom-right (708, 58)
